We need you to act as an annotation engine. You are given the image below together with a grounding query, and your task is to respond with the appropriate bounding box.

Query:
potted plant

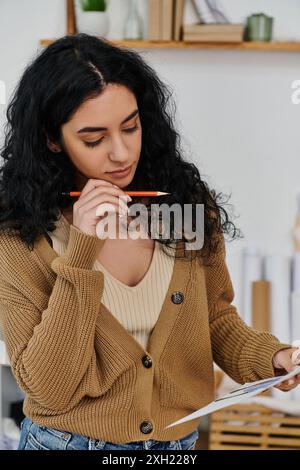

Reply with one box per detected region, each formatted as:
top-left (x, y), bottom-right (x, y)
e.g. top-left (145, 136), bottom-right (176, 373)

top-left (76, 0), bottom-right (110, 37)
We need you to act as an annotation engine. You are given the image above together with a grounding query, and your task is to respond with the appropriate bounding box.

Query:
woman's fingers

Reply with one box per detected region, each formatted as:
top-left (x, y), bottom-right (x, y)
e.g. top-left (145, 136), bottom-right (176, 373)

top-left (79, 178), bottom-right (112, 198)
top-left (72, 179), bottom-right (130, 237)
top-left (274, 376), bottom-right (300, 391)
top-left (95, 202), bottom-right (127, 218)
top-left (79, 184), bottom-right (128, 206)
top-left (84, 193), bottom-right (129, 214)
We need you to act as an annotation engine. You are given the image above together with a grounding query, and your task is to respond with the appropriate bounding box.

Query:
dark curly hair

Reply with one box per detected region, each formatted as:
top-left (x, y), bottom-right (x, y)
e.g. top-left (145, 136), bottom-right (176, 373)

top-left (0, 33), bottom-right (243, 261)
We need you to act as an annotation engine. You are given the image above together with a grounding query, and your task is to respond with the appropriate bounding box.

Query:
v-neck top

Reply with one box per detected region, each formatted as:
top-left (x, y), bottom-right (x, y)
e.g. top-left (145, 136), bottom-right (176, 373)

top-left (46, 212), bottom-right (175, 350)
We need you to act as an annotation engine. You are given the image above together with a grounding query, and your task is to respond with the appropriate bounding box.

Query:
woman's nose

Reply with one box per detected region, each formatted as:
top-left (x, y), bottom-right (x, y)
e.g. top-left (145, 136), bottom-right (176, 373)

top-left (109, 135), bottom-right (130, 161)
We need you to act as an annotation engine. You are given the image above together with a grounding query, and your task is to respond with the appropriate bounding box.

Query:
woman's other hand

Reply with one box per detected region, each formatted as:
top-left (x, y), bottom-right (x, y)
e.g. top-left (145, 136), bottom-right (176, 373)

top-left (272, 347), bottom-right (300, 391)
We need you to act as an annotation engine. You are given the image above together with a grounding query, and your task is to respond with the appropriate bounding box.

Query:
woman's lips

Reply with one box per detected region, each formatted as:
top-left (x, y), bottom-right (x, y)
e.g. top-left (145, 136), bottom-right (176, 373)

top-left (106, 165), bottom-right (132, 178)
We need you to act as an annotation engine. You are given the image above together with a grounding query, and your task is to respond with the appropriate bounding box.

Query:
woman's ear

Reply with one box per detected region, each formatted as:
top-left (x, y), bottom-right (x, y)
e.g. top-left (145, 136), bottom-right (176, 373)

top-left (45, 134), bottom-right (61, 153)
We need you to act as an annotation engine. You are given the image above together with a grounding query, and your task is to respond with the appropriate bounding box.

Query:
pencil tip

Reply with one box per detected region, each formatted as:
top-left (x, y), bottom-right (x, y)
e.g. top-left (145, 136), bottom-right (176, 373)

top-left (158, 191), bottom-right (171, 195)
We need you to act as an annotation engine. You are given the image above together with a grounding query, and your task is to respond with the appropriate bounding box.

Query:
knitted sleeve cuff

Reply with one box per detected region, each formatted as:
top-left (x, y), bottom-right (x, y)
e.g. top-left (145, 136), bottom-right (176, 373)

top-left (238, 332), bottom-right (292, 382)
top-left (60, 224), bottom-right (106, 269)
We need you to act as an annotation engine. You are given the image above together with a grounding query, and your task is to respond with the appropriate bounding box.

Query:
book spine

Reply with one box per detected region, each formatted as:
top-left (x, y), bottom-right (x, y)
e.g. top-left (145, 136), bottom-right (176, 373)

top-left (174, 0), bottom-right (185, 41)
top-left (149, 0), bottom-right (161, 40)
top-left (162, 0), bottom-right (174, 40)
top-left (183, 33), bottom-right (243, 43)
top-left (183, 24), bottom-right (244, 33)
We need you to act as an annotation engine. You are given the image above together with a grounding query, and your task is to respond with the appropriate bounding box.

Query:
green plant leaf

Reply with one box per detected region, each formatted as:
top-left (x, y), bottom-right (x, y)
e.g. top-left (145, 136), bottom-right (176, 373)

top-left (80, 0), bottom-right (107, 12)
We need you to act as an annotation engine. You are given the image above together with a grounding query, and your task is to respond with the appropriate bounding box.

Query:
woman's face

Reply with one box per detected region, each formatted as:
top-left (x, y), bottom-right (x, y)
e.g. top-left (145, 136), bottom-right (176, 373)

top-left (58, 83), bottom-right (142, 190)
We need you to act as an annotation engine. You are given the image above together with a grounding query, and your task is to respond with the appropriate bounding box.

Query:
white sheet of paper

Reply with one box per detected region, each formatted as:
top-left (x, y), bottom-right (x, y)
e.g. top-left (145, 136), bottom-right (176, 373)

top-left (165, 365), bottom-right (300, 429)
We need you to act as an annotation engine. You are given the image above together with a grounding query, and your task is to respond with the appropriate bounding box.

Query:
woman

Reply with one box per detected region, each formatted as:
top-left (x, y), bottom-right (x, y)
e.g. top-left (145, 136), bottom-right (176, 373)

top-left (0, 33), bottom-right (299, 451)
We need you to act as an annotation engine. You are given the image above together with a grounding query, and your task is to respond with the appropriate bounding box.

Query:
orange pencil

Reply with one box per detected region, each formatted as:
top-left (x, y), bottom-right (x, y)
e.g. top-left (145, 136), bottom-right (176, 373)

top-left (62, 191), bottom-right (170, 197)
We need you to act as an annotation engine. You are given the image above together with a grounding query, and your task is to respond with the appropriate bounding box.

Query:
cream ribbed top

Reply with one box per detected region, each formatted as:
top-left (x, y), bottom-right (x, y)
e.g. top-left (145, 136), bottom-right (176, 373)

top-left (47, 213), bottom-right (175, 350)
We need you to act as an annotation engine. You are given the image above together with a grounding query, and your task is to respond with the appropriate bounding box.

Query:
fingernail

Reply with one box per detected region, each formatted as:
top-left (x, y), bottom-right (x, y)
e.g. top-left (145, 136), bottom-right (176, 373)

top-left (126, 195), bottom-right (132, 201)
top-left (292, 351), bottom-right (300, 364)
top-left (288, 379), bottom-right (295, 385)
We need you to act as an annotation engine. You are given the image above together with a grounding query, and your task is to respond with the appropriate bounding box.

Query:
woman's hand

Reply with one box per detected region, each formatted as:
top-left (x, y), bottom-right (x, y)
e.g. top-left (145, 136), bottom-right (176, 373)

top-left (272, 348), bottom-right (300, 391)
top-left (73, 179), bottom-right (131, 237)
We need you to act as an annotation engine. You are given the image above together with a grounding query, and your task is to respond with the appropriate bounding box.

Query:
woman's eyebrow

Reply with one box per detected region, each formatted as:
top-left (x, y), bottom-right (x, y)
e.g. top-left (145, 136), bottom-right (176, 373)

top-left (77, 109), bottom-right (139, 134)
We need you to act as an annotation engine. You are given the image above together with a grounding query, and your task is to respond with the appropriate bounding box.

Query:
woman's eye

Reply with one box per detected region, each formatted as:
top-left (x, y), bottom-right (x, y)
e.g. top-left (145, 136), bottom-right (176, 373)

top-left (84, 138), bottom-right (103, 148)
top-left (123, 124), bottom-right (139, 134)
top-left (83, 125), bottom-right (139, 148)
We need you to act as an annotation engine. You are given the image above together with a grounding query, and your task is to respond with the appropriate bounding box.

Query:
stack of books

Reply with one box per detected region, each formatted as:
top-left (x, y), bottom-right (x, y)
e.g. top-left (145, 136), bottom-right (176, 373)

top-left (148, 0), bottom-right (184, 41)
top-left (148, 0), bottom-right (244, 43)
top-left (183, 23), bottom-right (244, 43)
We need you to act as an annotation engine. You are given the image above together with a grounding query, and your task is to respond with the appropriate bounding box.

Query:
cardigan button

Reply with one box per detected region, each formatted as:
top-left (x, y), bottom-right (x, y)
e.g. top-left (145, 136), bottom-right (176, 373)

top-left (142, 355), bottom-right (152, 368)
top-left (171, 291), bottom-right (184, 304)
top-left (140, 421), bottom-right (153, 434)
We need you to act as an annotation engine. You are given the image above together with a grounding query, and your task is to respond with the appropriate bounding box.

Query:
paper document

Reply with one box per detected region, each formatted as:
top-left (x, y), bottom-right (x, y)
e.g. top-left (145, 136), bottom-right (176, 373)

top-left (165, 365), bottom-right (300, 429)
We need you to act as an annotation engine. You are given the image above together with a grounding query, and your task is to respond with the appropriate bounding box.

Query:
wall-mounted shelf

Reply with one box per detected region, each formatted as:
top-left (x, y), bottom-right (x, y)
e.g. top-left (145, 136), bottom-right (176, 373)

top-left (39, 39), bottom-right (300, 52)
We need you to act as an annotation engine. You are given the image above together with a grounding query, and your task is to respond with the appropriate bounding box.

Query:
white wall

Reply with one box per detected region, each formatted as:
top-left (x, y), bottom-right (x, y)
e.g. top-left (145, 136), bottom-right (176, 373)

top-left (0, 0), bottom-right (300, 310)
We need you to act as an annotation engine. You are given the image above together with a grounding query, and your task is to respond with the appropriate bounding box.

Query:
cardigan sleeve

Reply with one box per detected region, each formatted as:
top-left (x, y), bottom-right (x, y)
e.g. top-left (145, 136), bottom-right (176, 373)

top-left (0, 225), bottom-right (106, 411)
top-left (205, 232), bottom-right (291, 384)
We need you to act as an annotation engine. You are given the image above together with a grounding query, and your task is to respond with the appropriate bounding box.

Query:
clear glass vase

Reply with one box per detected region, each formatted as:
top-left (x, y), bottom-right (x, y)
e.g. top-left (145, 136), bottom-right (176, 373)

top-left (123, 0), bottom-right (144, 40)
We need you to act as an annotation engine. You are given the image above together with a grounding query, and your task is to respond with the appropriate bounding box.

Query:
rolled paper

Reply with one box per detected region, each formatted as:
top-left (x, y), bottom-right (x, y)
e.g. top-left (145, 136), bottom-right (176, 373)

top-left (242, 247), bottom-right (262, 326)
top-left (292, 253), bottom-right (300, 292)
top-left (264, 254), bottom-right (291, 345)
top-left (293, 215), bottom-right (300, 252)
top-left (252, 280), bottom-right (270, 332)
top-left (265, 254), bottom-right (292, 400)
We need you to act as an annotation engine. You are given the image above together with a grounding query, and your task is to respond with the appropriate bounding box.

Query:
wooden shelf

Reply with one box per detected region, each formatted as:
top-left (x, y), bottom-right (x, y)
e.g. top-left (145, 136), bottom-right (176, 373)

top-left (40, 39), bottom-right (300, 52)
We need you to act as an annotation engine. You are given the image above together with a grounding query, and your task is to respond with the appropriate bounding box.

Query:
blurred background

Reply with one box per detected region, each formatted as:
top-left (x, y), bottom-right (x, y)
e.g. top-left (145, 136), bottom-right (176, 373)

top-left (1, 0), bottom-right (300, 450)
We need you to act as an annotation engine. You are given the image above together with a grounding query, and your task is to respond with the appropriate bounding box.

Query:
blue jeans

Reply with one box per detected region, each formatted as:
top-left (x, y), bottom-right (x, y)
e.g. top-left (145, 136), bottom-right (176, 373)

top-left (18, 416), bottom-right (199, 450)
